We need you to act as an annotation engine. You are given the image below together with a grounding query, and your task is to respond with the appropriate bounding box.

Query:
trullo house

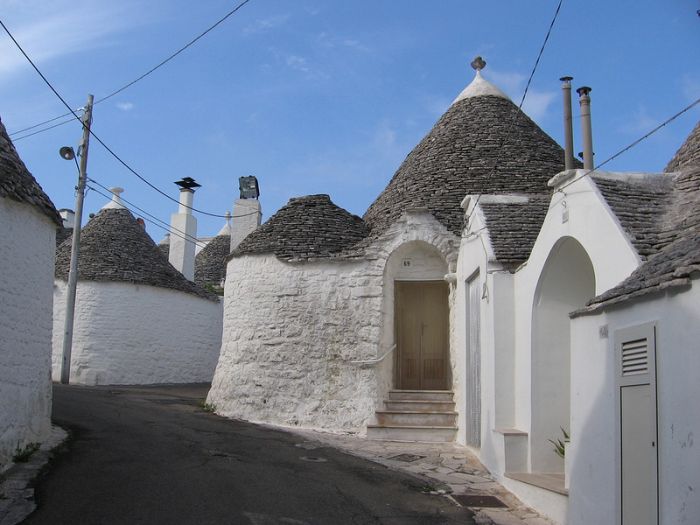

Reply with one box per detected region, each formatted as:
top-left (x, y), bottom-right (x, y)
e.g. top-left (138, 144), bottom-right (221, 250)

top-left (53, 188), bottom-right (223, 385)
top-left (0, 117), bottom-right (61, 469)
top-left (208, 59), bottom-right (700, 525)
top-left (208, 62), bottom-right (568, 435)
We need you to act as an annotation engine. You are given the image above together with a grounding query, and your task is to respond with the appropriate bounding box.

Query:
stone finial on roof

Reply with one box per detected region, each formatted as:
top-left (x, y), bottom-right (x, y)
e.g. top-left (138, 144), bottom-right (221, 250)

top-left (453, 58), bottom-right (509, 104)
top-left (101, 187), bottom-right (126, 210)
top-left (471, 56), bottom-right (486, 71)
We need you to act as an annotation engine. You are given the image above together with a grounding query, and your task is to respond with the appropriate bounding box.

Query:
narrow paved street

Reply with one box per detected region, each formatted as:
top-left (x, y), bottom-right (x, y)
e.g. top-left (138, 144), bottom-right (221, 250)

top-left (24, 384), bottom-right (474, 525)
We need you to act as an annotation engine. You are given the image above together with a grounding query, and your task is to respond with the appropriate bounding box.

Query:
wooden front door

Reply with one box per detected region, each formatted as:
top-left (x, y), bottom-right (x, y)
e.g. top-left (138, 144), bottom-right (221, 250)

top-left (395, 281), bottom-right (449, 390)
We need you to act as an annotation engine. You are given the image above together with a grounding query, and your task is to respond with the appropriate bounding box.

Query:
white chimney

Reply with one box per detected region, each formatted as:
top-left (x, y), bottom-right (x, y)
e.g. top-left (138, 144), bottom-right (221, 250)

top-left (230, 176), bottom-right (262, 251)
top-left (101, 187), bottom-right (126, 210)
top-left (59, 208), bottom-right (75, 229)
top-left (168, 177), bottom-right (200, 280)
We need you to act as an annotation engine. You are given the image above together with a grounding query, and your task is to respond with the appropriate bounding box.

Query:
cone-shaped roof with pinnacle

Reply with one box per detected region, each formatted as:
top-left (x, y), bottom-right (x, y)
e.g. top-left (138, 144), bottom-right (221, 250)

top-left (55, 194), bottom-right (217, 301)
top-left (363, 58), bottom-right (568, 240)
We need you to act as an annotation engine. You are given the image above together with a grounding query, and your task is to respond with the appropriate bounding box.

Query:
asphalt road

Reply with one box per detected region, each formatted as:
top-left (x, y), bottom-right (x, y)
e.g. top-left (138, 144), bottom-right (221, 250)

top-left (24, 384), bottom-right (474, 525)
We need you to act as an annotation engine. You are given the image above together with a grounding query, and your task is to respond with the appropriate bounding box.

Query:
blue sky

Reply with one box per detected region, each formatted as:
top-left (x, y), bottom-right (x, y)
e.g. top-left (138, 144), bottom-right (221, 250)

top-left (1, 0), bottom-right (699, 239)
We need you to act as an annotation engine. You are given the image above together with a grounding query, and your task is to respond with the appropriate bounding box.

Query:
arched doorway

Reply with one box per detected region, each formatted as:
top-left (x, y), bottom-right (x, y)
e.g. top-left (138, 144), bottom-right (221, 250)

top-left (531, 237), bottom-right (595, 472)
top-left (383, 241), bottom-right (450, 391)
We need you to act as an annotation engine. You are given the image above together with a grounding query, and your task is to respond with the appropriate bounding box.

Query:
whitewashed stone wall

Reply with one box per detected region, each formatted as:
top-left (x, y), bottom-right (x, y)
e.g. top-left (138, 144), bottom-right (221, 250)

top-left (0, 198), bottom-right (54, 470)
top-left (208, 209), bottom-right (459, 433)
top-left (53, 281), bottom-right (222, 385)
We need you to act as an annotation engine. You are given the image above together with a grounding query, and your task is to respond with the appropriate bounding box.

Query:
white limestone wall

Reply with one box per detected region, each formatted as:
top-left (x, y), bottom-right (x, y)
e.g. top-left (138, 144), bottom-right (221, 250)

top-left (569, 285), bottom-right (700, 525)
top-left (0, 198), bottom-right (55, 469)
top-left (208, 254), bottom-right (382, 432)
top-left (209, 209), bottom-right (459, 433)
top-left (53, 281), bottom-right (222, 385)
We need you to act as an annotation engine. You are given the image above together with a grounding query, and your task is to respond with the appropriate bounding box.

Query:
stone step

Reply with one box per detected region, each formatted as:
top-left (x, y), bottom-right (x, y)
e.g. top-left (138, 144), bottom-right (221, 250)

top-left (387, 390), bottom-right (454, 402)
top-left (375, 410), bottom-right (457, 427)
top-left (384, 400), bottom-right (455, 412)
top-left (366, 425), bottom-right (457, 443)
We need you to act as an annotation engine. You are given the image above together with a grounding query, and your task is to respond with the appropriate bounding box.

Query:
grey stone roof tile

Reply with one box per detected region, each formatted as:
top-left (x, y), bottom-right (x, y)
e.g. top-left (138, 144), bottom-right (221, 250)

top-left (231, 194), bottom-right (369, 261)
top-left (362, 95), bottom-right (570, 246)
top-left (0, 118), bottom-right (61, 225)
top-left (194, 234), bottom-right (230, 288)
top-left (55, 208), bottom-right (217, 301)
top-left (480, 196), bottom-right (551, 264)
top-left (665, 121), bottom-right (700, 173)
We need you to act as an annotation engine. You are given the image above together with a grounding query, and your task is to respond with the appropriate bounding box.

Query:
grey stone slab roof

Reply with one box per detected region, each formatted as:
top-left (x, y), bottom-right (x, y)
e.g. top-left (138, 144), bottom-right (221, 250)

top-left (665, 121), bottom-right (700, 173)
top-left (194, 234), bottom-right (230, 288)
top-left (0, 118), bottom-right (60, 225)
top-left (231, 194), bottom-right (369, 261)
top-left (593, 175), bottom-right (676, 259)
top-left (577, 165), bottom-right (700, 315)
top-left (363, 95), bottom-right (569, 243)
top-left (158, 243), bottom-right (170, 259)
top-left (480, 196), bottom-right (551, 264)
top-left (56, 226), bottom-right (73, 248)
top-left (55, 208), bottom-right (217, 301)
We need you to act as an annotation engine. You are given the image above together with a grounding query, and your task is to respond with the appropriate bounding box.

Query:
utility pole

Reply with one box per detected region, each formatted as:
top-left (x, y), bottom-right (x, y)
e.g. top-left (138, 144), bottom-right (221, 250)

top-left (60, 94), bottom-right (94, 384)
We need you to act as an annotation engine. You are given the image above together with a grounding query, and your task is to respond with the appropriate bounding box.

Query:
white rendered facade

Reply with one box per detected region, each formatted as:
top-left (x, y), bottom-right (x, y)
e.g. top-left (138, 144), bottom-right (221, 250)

top-left (52, 281), bottom-right (222, 385)
top-left (0, 198), bottom-right (55, 469)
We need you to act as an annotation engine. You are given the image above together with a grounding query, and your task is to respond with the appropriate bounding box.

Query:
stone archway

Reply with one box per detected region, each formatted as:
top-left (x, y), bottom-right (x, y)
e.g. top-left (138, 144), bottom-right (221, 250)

top-left (531, 237), bottom-right (595, 472)
top-left (382, 241), bottom-right (450, 391)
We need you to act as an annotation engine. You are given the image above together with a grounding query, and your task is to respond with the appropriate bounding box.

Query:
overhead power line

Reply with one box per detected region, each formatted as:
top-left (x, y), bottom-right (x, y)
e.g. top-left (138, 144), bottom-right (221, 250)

top-left (556, 96), bottom-right (700, 193)
top-left (1, 18), bottom-right (261, 220)
top-left (6, 0), bottom-right (252, 138)
top-left (467, 0), bottom-right (565, 223)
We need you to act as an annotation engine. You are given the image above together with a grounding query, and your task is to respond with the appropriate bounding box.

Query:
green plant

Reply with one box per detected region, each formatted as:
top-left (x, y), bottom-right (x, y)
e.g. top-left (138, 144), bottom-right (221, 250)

top-left (548, 427), bottom-right (570, 459)
top-left (13, 442), bottom-right (40, 463)
top-left (200, 400), bottom-right (217, 413)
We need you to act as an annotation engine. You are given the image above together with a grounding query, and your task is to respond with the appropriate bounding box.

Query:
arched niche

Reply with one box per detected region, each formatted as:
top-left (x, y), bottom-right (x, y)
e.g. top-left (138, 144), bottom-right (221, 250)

top-left (531, 236), bottom-right (595, 472)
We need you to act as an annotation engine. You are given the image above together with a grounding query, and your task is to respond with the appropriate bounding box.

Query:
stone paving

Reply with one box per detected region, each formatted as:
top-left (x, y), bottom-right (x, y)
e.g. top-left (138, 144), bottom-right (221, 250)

top-left (288, 427), bottom-right (555, 525)
top-left (0, 427), bottom-right (67, 525)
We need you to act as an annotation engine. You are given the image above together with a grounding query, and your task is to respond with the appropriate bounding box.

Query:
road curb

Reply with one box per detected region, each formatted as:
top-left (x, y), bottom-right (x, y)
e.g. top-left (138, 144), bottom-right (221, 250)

top-left (0, 426), bottom-right (68, 525)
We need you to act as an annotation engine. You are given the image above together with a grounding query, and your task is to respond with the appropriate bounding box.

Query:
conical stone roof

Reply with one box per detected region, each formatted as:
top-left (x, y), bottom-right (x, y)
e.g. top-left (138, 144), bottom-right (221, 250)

top-left (55, 208), bottom-right (216, 300)
top-left (194, 233), bottom-right (231, 289)
top-left (665, 120), bottom-right (700, 173)
top-left (231, 194), bottom-right (368, 261)
top-left (363, 70), bottom-right (568, 240)
top-left (0, 117), bottom-right (60, 225)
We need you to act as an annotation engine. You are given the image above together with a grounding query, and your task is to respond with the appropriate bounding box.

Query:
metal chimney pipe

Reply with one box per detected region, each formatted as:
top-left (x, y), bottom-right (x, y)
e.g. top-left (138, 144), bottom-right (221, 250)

top-left (560, 76), bottom-right (575, 170)
top-left (577, 86), bottom-right (594, 170)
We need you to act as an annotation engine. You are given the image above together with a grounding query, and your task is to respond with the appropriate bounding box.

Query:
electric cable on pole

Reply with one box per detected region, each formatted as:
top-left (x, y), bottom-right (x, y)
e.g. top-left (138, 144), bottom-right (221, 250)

top-left (60, 94), bottom-right (94, 385)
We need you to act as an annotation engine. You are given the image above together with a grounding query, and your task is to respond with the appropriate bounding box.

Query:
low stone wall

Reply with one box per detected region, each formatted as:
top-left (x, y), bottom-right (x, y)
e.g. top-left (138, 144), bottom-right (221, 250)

top-left (208, 254), bottom-right (383, 432)
top-left (52, 281), bottom-right (223, 385)
top-left (0, 198), bottom-right (54, 469)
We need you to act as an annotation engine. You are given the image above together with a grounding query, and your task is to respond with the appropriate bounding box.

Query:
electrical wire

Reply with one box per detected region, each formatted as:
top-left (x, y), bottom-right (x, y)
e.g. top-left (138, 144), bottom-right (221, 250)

top-left (555, 96), bottom-right (700, 193)
top-left (86, 183), bottom-right (209, 247)
top-left (6, 0), bottom-right (252, 138)
top-left (12, 116), bottom-right (78, 142)
top-left (1, 18), bottom-right (261, 220)
top-left (87, 177), bottom-right (206, 247)
top-left (467, 0), bottom-right (564, 224)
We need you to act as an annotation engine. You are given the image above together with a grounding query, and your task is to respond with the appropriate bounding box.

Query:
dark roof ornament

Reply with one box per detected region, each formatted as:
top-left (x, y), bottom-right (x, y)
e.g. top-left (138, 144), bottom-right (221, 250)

top-left (174, 177), bottom-right (201, 191)
top-left (239, 176), bottom-right (260, 199)
top-left (471, 56), bottom-right (486, 72)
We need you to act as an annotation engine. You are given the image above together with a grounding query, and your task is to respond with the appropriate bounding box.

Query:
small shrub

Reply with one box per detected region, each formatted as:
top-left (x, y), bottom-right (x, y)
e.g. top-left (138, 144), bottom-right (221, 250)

top-left (13, 442), bottom-right (40, 463)
top-left (548, 427), bottom-right (570, 458)
top-left (200, 401), bottom-right (217, 413)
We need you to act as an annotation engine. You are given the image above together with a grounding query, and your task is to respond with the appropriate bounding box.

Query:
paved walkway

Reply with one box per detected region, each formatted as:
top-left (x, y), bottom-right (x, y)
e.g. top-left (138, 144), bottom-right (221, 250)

top-left (288, 428), bottom-right (554, 525)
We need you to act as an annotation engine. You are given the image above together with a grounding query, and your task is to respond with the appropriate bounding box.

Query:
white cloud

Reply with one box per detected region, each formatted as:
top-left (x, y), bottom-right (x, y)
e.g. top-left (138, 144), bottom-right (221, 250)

top-left (242, 15), bottom-right (289, 36)
top-left (316, 32), bottom-right (370, 53)
top-left (485, 68), bottom-right (556, 122)
top-left (0, 3), bottom-right (132, 83)
top-left (116, 102), bottom-right (134, 111)
top-left (617, 106), bottom-right (658, 135)
top-left (286, 55), bottom-right (310, 73)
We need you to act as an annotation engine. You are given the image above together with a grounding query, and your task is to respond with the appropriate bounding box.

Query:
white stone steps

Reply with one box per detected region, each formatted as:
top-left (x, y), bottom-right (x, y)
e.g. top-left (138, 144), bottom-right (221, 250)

top-left (374, 410), bottom-right (457, 427)
top-left (387, 390), bottom-right (454, 402)
top-left (366, 425), bottom-right (457, 443)
top-left (384, 399), bottom-right (455, 412)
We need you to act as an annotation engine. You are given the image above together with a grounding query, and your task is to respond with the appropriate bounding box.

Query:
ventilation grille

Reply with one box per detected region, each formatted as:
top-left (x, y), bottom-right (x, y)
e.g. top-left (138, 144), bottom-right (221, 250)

top-left (621, 338), bottom-right (648, 376)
